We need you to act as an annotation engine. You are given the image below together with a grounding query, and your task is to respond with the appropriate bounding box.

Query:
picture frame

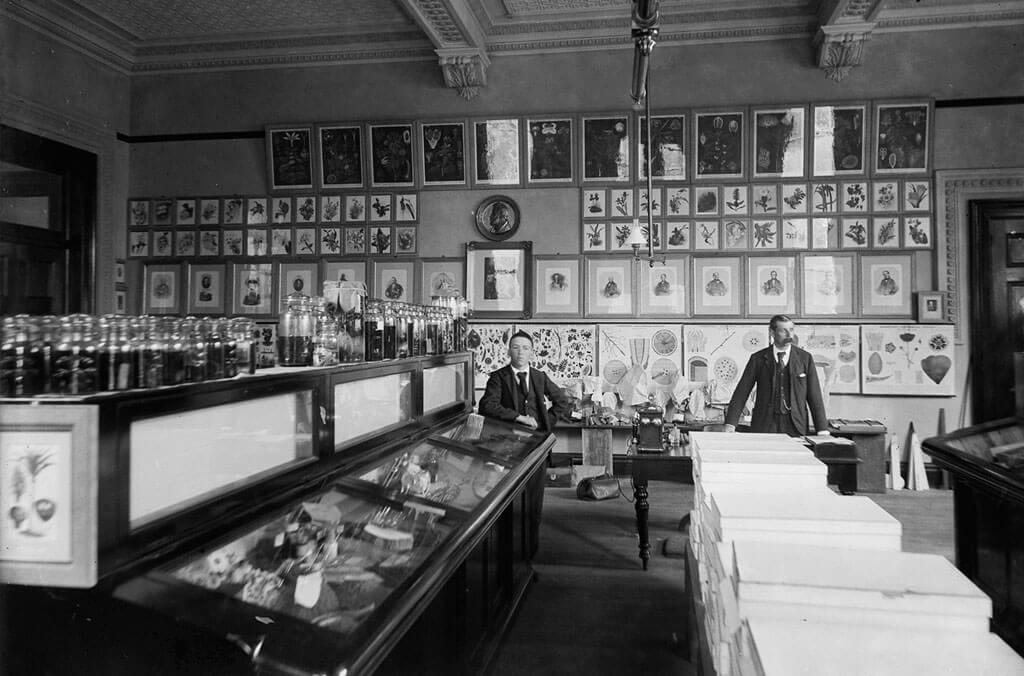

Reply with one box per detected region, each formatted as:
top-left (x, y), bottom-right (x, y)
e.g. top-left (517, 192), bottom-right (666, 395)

top-left (526, 117), bottom-right (574, 184)
top-left (639, 255), bottom-right (689, 317)
top-left (279, 262), bottom-right (319, 301)
top-left (245, 228), bottom-right (268, 257)
top-left (175, 199), bottom-right (197, 226)
top-left (859, 254), bottom-right (913, 317)
top-left (751, 185), bottom-right (778, 215)
top-left (187, 263), bottom-right (226, 315)
top-left (639, 113), bottom-right (686, 181)
top-left (917, 291), bottom-right (946, 322)
top-left (394, 193), bottom-right (418, 222)
top-left (840, 217), bottom-right (869, 249)
top-left (114, 288), bottom-right (127, 314)
top-left (694, 186), bottom-right (720, 216)
top-left (143, 263), bottom-right (182, 315)
top-left (394, 226), bottom-right (418, 255)
top-left (665, 221), bottom-right (691, 250)
top-left (368, 226), bottom-right (393, 256)
top-left (747, 256), bottom-right (796, 316)
top-left (344, 226), bottom-right (367, 255)
top-left (582, 115), bottom-right (631, 182)
top-left (584, 255), bottom-right (633, 317)
top-left (343, 195), bottom-right (366, 222)
top-left (473, 118), bottom-right (522, 186)
top-left (266, 126), bottom-right (314, 191)
top-left (752, 106), bottom-right (806, 178)
top-left (582, 222), bottom-right (608, 252)
top-left (128, 199), bottom-right (150, 226)
top-left (723, 219), bottom-right (748, 250)
top-left (420, 121), bottom-right (466, 187)
top-left (270, 228), bottom-right (292, 256)
top-left (582, 188), bottom-right (607, 218)
top-left (175, 230), bottom-right (195, 257)
top-left (639, 187), bottom-right (663, 217)
top-left (694, 110), bottom-right (745, 179)
top-left (369, 123), bottom-right (415, 187)
top-left (152, 199), bottom-right (173, 226)
top-left (802, 253), bottom-right (855, 316)
top-left (321, 259), bottom-right (367, 288)
top-left (466, 241), bottom-right (532, 319)
top-left (319, 226), bottom-right (342, 255)
top-left (609, 222), bottom-right (638, 253)
top-left (368, 194), bottom-right (392, 222)
top-left (231, 262), bottom-right (275, 316)
top-left (219, 230), bottom-right (241, 257)
top-left (534, 255), bottom-right (581, 317)
top-left (781, 218), bottom-right (809, 249)
top-left (609, 188), bottom-right (634, 218)
top-left (295, 196), bottom-right (317, 224)
top-left (222, 198), bottom-right (244, 225)
top-left (811, 103), bottom-right (867, 177)
top-left (723, 186), bottom-right (749, 215)
top-left (872, 216), bottom-right (901, 249)
top-left (317, 124), bottom-right (364, 188)
top-left (198, 230), bottom-right (220, 257)
top-left (665, 186), bottom-right (691, 216)
top-left (872, 180), bottom-right (900, 212)
top-left (693, 256), bottom-right (741, 316)
top-left (903, 179), bottom-right (931, 211)
top-left (780, 184), bottom-right (809, 214)
top-left (320, 195), bottom-right (341, 223)
top-left (420, 257), bottom-right (464, 303)
top-left (474, 195), bottom-right (520, 241)
top-left (294, 227), bottom-right (317, 256)
top-left (271, 196), bottom-right (293, 223)
top-left (811, 183), bottom-right (839, 213)
top-left (694, 221), bottom-right (720, 251)
top-left (840, 181), bottom-right (868, 212)
top-left (874, 101), bottom-right (932, 174)
top-left (750, 219), bottom-right (778, 249)
top-left (246, 197), bottom-right (268, 224)
top-left (114, 259), bottom-right (126, 284)
top-left (811, 217), bottom-right (839, 249)
top-left (372, 259), bottom-right (416, 303)
top-left (903, 215), bottom-right (932, 249)
top-left (151, 230), bottom-right (173, 257)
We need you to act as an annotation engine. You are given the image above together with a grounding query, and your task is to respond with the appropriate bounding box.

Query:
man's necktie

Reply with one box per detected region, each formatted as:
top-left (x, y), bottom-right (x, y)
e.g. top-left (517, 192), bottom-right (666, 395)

top-left (776, 352), bottom-right (788, 413)
top-left (517, 371), bottom-right (529, 414)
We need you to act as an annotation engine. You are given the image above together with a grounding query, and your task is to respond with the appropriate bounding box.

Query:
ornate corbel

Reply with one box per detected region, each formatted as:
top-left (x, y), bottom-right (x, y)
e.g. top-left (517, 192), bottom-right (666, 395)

top-left (437, 48), bottom-right (490, 100)
top-left (814, 23), bottom-right (873, 82)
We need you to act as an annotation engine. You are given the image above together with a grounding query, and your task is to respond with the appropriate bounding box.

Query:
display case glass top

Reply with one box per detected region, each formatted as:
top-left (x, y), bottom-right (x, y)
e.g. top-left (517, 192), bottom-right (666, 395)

top-left (436, 414), bottom-right (549, 463)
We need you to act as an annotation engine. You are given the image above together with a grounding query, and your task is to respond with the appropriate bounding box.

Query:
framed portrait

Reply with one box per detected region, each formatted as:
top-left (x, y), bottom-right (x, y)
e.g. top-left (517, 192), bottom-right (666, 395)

top-left (780, 184), bottom-right (809, 214)
top-left (368, 226), bottom-right (393, 255)
top-left (420, 258), bottom-right (463, 303)
top-left (860, 254), bottom-right (913, 317)
top-left (266, 126), bottom-right (314, 191)
top-left (372, 260), bottom-right (416, 303)
top-left (294, 196), bottom-right (317, 224)
top-left (639, 256), bottom-right (688, 317)
top-left (322, 259), bottom-right (366, 287)
top-left (198, 230), bottom-right (220, 257)
top-left (812, 103), bottom-right (866, 177)
top-left (246, 228), bottom-right (267, 257)
top-left (475, 195), bottom-right (520, 241)
top-left (694, 110), bottom-right (744, 179)
top-left (223, 198), bottom-right (244, 225)
top-left (127, 199), bottom-right (150, 226)
top-left (903, 179), bottom-right (931, 211)
top-left (231, 262), bottom-right (275, 316)
top-left (872, 216), bottom-right (901, 249)
top-left (394, 226), bottom-right (418, 255)
top-left (143, 263), bottom-right (181, 315)
top-left (584, 255), bottom-right (633, 317)
top-left (693, 256), bottom-right (741, 316)
top-left (747, 256), bottom-right (796, 316)
top-left (294, 227), bottom-right (317, 256)
top-left (723, 219), bottom-right (749, 250)
top-left (582, 222), bottom-right (608, 252)
top-left (665, 221), bottom-right (691, 250)
top-left (752, 106), bottom-right (806, 178)
top-left (345, 226), bottom-right (367, 255)
top-left (246, 197), bottom-right (268, 224)
top-left (222, 230), bottom-right (243, 257)
top-left (466, 241), bottom-right (532, 319)
top-left (420, 121), bottom-right (466, 186)
top-left (175, 230), bottom-right (195, 257)
top-left (526, 117), bottom-right (574, 184)
top-left (917, 291), bottom-right (946, 322)
top-left (317, 124), bottom-right (363, 188)
top-left (582, 115), bottom-right (630, 182)
top-left (874, 101), bottom-right (932, 174)
top-left (369, 123), bottom-right (414, 187)
top-left (151, 230), bottom-right (173, 257)
top-left (811, 183), bottom-right (839, 213)
top-left (534, 255), bottom-right (581, 317)
top-left (319, 226), bottom-right (342, 255)
top-left (903, 215), bottom-right (932, 249)
top-left (279, 262), bottom-right (319, 301)
top-left (802, 254), bottom-right (855, 316)
top-left (639, 113), bottom-right (686, 181)
top-left (175, 199), bottom-right (197, 226)
top-left (473, 119), bottom-right (521, 186)
top-left (152, 199), bottom-right (173, 226)
top-left (187, 263), bottom-right (226, 315)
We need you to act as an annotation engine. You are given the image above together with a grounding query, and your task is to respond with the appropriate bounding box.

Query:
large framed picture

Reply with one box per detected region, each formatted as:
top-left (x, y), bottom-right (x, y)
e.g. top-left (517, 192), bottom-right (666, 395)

top-left (694, 110), bottom-right (744, 179)
top-left (801, 253), bottom-right (855, 316)
top-left (420, 257), bottom-right (463, 303)
top-left (186, 263), bottom-right (226, 315)
top-left (526, 117), bottom-right (574, 184)
top-left (812, 103), bottom-right (867, 177)
top-left (265, 126), bottom-right (314, 191)
top-left (231, 262), bottom-right (275, 317)
top-left (321, 259), bottom-right (367, 288)
top-left (278, 262), bottom-right (319, 302)
top-left (534, 255), bottom-right (581, 317)
top-left (752, 106), bottom-right (806, 178)
top-left (747, 256), bottom-right (796, 316)
top-left (639, 113), bottom-right (686, 181)
top-left (317, 124), bottom-right (363, 188)
top-left (466, 241), bottom-right (532, 318)
top-left (372, 259), bottom-right (416, 303)
top-left (693, 256), bottom-right (741, 316)
top-left (143, 263), bottom-right (181, 315)
top-left (584, 255), bottom-right (633, 316)
top-left (473, 119), bottom-right (521, 186)
top-left (860, 254), bottom-right (913, 317)
top-left (638, 255), bottom-right (688, 317)
top-left (369, 123), bottom-right (415, 187)
top-left (874, 101), bottom-right (932, 174)
top-left (420, 121), bottom-right (466, 186)
top-left (582, 115), bottom-right (631, 182)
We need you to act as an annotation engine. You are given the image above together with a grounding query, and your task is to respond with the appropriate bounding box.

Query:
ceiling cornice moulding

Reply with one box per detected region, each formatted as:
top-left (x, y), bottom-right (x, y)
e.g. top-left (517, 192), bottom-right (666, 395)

top-left (4, 2), bottom-right (134, 75)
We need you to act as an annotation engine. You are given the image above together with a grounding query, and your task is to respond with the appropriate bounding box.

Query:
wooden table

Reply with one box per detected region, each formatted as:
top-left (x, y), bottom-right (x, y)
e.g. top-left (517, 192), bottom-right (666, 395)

top-left (624, 444), bottom-right (692, 570)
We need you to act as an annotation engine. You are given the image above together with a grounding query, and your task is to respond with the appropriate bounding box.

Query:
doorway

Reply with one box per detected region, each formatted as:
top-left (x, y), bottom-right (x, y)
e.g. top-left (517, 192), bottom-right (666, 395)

top-left (970, 200), bottom-right (1024, 422)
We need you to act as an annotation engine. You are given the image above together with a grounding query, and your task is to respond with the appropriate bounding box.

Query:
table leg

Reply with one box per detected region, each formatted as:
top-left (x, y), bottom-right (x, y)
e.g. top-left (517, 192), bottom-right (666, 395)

top-left (633, 475), bottom-right (650, 570)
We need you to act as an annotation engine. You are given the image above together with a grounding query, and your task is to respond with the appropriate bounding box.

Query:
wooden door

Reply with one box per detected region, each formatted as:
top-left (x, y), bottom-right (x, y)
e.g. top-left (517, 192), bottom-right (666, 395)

top-left (970, 201), bottom-right (1024, 422)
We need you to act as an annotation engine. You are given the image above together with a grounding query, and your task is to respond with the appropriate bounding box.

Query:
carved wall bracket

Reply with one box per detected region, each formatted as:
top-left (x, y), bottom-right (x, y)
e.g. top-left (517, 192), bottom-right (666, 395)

top-left (813, 23), bottom-right (873, 81)
top-left (437, 49), bottom-right (490, 100)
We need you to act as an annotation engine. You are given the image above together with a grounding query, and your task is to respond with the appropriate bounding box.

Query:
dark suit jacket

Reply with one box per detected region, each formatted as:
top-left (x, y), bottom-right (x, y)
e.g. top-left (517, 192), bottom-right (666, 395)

top-left (724, 345), bottom-right (828, 435)
top-left (478, 365), bottom-right (571, 432)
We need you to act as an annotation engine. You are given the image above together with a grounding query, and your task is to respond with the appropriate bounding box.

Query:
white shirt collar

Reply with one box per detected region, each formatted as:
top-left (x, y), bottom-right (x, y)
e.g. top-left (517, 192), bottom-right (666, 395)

top-left (513, 366), bottom-right (531, 376)
top-left (774, 344), bottom-right (792, 359)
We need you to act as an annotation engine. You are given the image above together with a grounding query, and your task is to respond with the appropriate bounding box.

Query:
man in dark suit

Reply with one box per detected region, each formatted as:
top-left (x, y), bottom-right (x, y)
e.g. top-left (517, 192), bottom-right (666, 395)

top-left (478, 330), bottom-right (571, 433)
top-left (725, 315), bottom-right (830, 437)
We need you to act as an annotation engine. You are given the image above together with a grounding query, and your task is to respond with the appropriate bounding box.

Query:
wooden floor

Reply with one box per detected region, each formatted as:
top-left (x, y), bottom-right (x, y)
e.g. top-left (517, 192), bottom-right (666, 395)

top-left (487, 481), bottom-right (954, 675)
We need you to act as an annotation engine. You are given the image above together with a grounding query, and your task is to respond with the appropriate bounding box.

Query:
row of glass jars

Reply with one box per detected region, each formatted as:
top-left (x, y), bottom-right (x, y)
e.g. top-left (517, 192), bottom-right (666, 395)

top-left (0, 314), bottom-right (258, 397)
top-left (364, 300), bottom-right (461, 363)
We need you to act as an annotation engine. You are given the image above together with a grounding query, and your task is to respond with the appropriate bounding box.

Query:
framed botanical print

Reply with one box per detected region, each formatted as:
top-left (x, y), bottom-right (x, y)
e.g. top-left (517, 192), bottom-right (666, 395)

top-left (317, 124), bottom-right (363, 188)
top-left (187, 263), bottom-right (226, 315)
top-left (271, 196), bottom-right (293, 223)
top-left (780, 184), bottom-right (809, 214)
top-left (694, 186), bottom-right (720, 216)
top-left (665, 186), bottom-right (691, 217)
top-left (811, 103), bottom-right (866, 177)
top-left (198, 230), bottom-right (220, 257)
top-left (466, 241), bottom-right (532, 318)
top-left (266, 126), bottom-right (314, 190)
top-left (175, 230), bottom-right (196, 257)
top-left (473, 119), bottom-right (521, 186)
top-left (270, 228), bottom-right (292, 256)
top-left (369, 226), bottom-right (393, 256)
top-left (609, 222), bottom-right (637, 253)
top-left (246, 228), bottom-right (267, 257)
top-left (143, 263), bottom-right (182, 315)
top-left (526, 117), bottom-right (574, 184)
top-left (368, 194), bottom-right (392, 222)
top-left (369, 123), bottom-right (414, 187)
top-left (232, 262), bottom-right (275, 317)
top-left (665, 221), bottom-right (691, 250)
top-left (319, 226), bottom-right (342, 255)
top-left (294, 227), bottom-right (317, 256)
top-left (639, 188), bottom-right (662, 217)
top-left (582, 115), bottom-right (630, 182)
top-left (694, 110), bottom-right (744, 179)
top-left (802, 254), bottom-right (855, 316)
top-left (872, 181), bottom-right (899, 212)
top-left (723, 186), bottom-right (749, 215)
top-left (222, 230), bottom-right (243, 257)
top-left (246, 197), bottom-right (268, 224)
top-left (582, 188), bottom-right (607, 218)
top-left (903, 215), bottom-right (932, 248)
top-left (420, 121), bottom-right (466, 187)
top-left (747, 256), bottom-right (796, 316)
top-left (534, 255), bottom-right (581, 317)
top-left (811, 217), bottom-right (838, 249)
top-left (222, 198), bottom-right (244, 225)
top-left (175, 199), bottom-right (197, 226)
top-left (840, 218), bottom-right (869, 249)
top-left (860, 254), bottom-right (913, 316)
top-left (781, 218), bottom-right (809, 249)
top-left (609, 188), bottom-right (634, 218)
top-left (874, 101), bottom-right (932, 174)
top-left (128, 199), bottom-right (150, 226)
top-left (723, 219), bottom-right (748, 250)
top-left (639, 256), bottom-right (688, 317)
top-left (372, 260), bottom-right (416, 302)
top-left (752, 106), bottom-right (806, 178)
top-left (694, 221), bottom-right (720, 251)
top-left (872, 216), bottom-right (901, 248)
top-left (841, 181), bottom-right (868, 212)
top-left (394, 226), bottom-right (418, 255)
top-left (639, 113), bottom-right (686, 181)
top-left (279, 262), bottom-right (319, 301)
top-left (343, 195), bottom-right (366, 222)
top-left (584, 255), bottom-right (633, 316)
top-left (693, 256), bottom-right (741, 316)
top-left (751, 185), bottom-right (778, 215)
top-left (750, 219), bottom-right (778, 249)
top-left (151, 230), bottom-right (173, 257)
top-left (811, 183), bottom-right (839, 213)
top-left (582, 222), bottom-right (607, 252)
top-left (321, 259), bottom-right (366, 287)
top-left (152, 199), bottom-right (173, 226)
top-left (344, 226), bottom-right (366, 255)
top-left (395, 194), bottom-right (417, 222)
top-left (904, 179), bottom-right (931, 211)
top-left (420, 257), bottom-right (463, 303)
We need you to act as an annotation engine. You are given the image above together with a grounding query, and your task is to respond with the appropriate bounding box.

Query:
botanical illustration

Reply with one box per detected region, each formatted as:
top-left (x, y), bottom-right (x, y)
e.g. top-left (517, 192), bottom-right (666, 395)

top-left (639, 189), bottom-right (662, 216)
top-left (583, 117), bottom-right (630, 180)
top-left (640, 115), bottom-right (686, 180)
top-left (370, 124), bottom-right (414, 185)
top-left (842, 182), bottom-right (867, 211)
top-left (752, 186), bottom-right (778, 213)
top-left (873, 217), bottom-right (900, 248)
top-left (199, 199), bottom-right (220, 225)
top-left (842, 218), bottom-right (868, 248)
top-left (751, 220), bottom-right (777, 249)
top-left (223, 198), bottom-right (244, 225)
top-left (695, 221), bottom-right (720, 250)
top-left (904, 181), bottom-right (930, 210)
top-left (422, 122), bottom-right (465, 185)
top-left (582, 222), bottom-right (607, 251)
top-left (272, 198), bottom-right (292, 223)
top-left (666, 187), bottom-right (690, 216)
top-left (268, 128), bottom-right (313, 189)
top-left (270, 228), bottom-right (291, 256)
top-left (811, 218), bottom-right (838, 249)
top-left (395, 226), bottom-right (417, 254)
top-left (583, 189), bottom-right (607, 218)
top-left (598, 324), bottom-right (682, 410)
top-left (199, 230), bottom-right (220, 256)
top-left (812, 183), bottom-right (838, 213)
top-left (176, 231), bottom-right (196, 257)
top-left (319, 125), bottom-right (363, 187)
top-left (345, 227), bottom-right (366, 255)
top-left (466, 324), bottom-right (514, 389)
top-left (1, 434), bottom-right (71, 563)
top-left (344, 195), bottom-right (366, 222)
top-left (320, 227), bottom-right (341, 254)
top-left (516, 324), bottom-right (596, 387)
top-left (610, 189), bottom-right (633, 217)
top-left (665, 222), bottom-right (691, 250)
top-left (176, 199), bottom-right (196, 225)
top-left (527, 118), bottom-right (573, 182)
top-left (904, 216), bottom-right (931, 248)
top-left (781, 219), bottom-right (808, 248)
top-left (682, 324), bottom-right (764, 404)
top-left (723, 186), bottom-right (748, 214)
top-left (812, 105), bottom-right (864, 175)
top-left (222, 230), bottom-right (242, 257)
top-left (370, 227), bottom-right (392, 255)
top-left (321, 195), bottom-right (341, 222)
top-left (695, 187), bottom-right (719, 215)
top-left (369, 195), bottom-right (392, 222)
top-left (875, 104), bottom-right (929, 172)
top-left (245, 229), bottom-right (266, 257)
top-left (873, 182), bottom-right (899, 212)
top-left (152, 199), bottom-right (173, 225)
top-left (152, 230), bottom-right (172, 257)
top-left (780, 184), bottom-right (808, 213)
top-left (475, 119), bottom-right (521, 185)
top-left (395, 194), bottom-right (417, 222)
top-left (794, 324), bottom-right (861, 394)
top-left (724, 219), bottom-right (748, 249)
top-left (753, 108), bottom-right (804, 177)
top-left (294, 228), bottom-right (316, 255)
top-left (860, 324), bottom-right (954, 395)
top-left (129, 200), bottom-right (149, 226)
top-left (695, 112), bottom-right (743, 177)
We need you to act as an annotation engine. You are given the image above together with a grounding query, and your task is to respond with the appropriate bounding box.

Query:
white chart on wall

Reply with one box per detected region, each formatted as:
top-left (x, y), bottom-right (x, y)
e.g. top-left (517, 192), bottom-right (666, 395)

top-left (515, 324), bottom-right (596, 389)
top-left (598, 324), bottom-right (683, 407)
top-left (860, 324), bottom-right (955, 396)
top-left (683, 324), bottom-right (765, 404)
top-left (794, 324), bottom-right (862, 394)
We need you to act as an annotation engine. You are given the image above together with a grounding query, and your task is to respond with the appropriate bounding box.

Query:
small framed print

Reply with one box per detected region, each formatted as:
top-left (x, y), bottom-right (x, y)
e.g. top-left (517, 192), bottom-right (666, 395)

top-left (198, 230), bottom-right (220, 257)
top-left (584, 255), bottom-right (633, 317)
top-left (246, 198), bottom-right (268, 224)
top-left (872, 216), bottom-right (901, 249)
top-left (271, 228), bottom-right (292, 256)
top-left (747, 256), bottom-right (796, 316)
top-left (694, 110), bottom-right (744, 179)
top-left (369, 226), bottom-right (393, 255)
top-left (370, 123), bottom-right (415, 187)
top-left (223, 198), bottom-right (244, 225)
top-left (723, 186), bottom-right (749, 215)
top-left (420, 121), bottom-right (466, 187)
top-left (368, 194), bottom-right (393, 222)
top-left (294, 196), bottom-right (317, 224)
top-left (199, 199), bottom-right (220, 225)
top-left (420, 258), bottom-right (463, 303)
top-left (143, 263), bottom-right (181, 315)
top-left (279, 262), bottom-right (318, 301)
top-left (266, 125), bottom-right (314, 190)
top-left (175, 230), bottom-right (196, 257)
top-left (114, 259), bottom-right (126, 283)
top-left (152, 199), bottom-right (173, 226)
top-left (841, 182), bottom-right (868, 212)
top-left (115, 288), bottom-right (127, 314)
top-left (320, 195), bottom-right (342, 223)
top-left (246, 228), bottom-right (268, 257)
top-left (394, 226), bottom-right (418, 255)
top-left (723, 219), bottom-right (749, 250)
top-left (317, 124), bottom-right (363, 189)
top-left (534, 255), bottom-right (581, 316)
top-left (665, 186), bottom-right (691, 216)
top-left (222, 230), bottom-right (243, 256)
top-left (860, 254), bottom-right (913, 316)
top-left (474, 119), bottom-right (522, 186)
top-left (582, 115), bottom-right (630, 182)
top-left (751, 185), bottom-right (778, 215)
top-left (294, 227), bottom-right (317, 255)
top-left (609, 188), bottom-right (634, 218)
top-left (344, 226), bottom-right (366, 255)
top-left (639, 113), bottom-right (687, 181)
top-left (344, 195), bottom-right (367, 222)
top-left (582, 188), bottom-right (607, 218)
top-left (319, 226), bottom-right (342, 255)
top-left (526, 117), bottom-right (574, 184)
top-left (639, 188), bottom-right (663, 217)
top-left (694, 186), bottom-right (720, 216)
top-left (802, 253), bottom-right (855, 316)
top-left (780, 184), bottom-right (809, 214)
top-left (642, 221), bottom-right (662, 251)
top-left (694, 221), bottom-right (720, 251)
top-left (917, 291), bottom-right (945, 322)
top-left (904, 179), bottom-right (931, 211)
top-left (811, 183), bottom-right (839, 213)
top-left (372, 260), bottom-right (416, 303)
top-left (152, 230), bottom-right (173, 257)
top-left (841, 218), bottom-right (869, 249)
top-left (609, 222), bottom-right (636, 253)
top-left (128, 230), bottom-right (149, 258)
top-left (872, 181), bottom-right (899, 212)
top-left (322, 259), bottom-right (367, 287)
top-left (395, 193), bottom-right (418, 222)
top-left (874, 101), bottom-right (931, 174)
top-left (175, 199), bottom-right (197, 226)
top-left (781, 218), bottom-right (809, 249)
top-left (582, 222), bottom-right (608, 252)
top-left (466, 241), bottom-right (532, 318)
top-left (187, 263), bottom-right (226, 315)
top-left (903, 215), bottom-right (932, 248)
top-left (812, 103), bottom-right (866, 176)
top-left (750, 219), bottom-right (779, 249)
top-left (272, 197), bottom-right (293, 223)
top-left (128, 199), bottom-right (150, 226)
top-left (232, 262), bottom-right (275, 316)
top-left (665, 221), bottom-right (691, 250)
top-left (639, 256), bottom-right (688, 317)
top-left (811, 217), bottom-right (838, 249)
top-left (693, 256), bottom-right (741, 316)
top-left (752, 106), bottom-right (806, 178)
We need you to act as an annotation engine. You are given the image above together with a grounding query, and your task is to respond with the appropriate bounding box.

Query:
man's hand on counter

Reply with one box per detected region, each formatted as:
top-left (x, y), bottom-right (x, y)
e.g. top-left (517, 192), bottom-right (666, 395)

top-left (516, 414), bottom-right (539, 430)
